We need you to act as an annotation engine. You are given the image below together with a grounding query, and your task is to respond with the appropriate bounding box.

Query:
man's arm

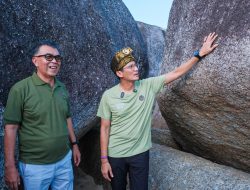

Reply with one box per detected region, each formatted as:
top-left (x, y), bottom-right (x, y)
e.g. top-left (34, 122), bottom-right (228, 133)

top-left (100, 118), bottom-right (113, 181)
top-left (4, 124), bottom-right (20, 190)
top-left (66, 117), bottom-right (81, 166)
top-left (165, 32), bottom-right (218, 84)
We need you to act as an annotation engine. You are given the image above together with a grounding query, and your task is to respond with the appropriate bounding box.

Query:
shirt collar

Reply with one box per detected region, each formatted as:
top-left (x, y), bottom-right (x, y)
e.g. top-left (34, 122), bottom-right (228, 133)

top-left (31, 72), bottom-right (62, 87)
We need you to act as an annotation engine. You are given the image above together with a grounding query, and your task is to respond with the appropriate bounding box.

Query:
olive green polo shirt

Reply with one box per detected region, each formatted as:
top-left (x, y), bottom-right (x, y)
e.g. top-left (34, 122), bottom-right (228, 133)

top-left (4, 72), bottom-right (71, 164)
top-left (97, 75), bottom-right (165, 157)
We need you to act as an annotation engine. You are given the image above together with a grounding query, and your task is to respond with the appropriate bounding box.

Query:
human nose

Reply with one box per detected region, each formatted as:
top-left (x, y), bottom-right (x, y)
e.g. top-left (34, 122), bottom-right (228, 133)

top-left (134, 64), bottom-right (139, 70)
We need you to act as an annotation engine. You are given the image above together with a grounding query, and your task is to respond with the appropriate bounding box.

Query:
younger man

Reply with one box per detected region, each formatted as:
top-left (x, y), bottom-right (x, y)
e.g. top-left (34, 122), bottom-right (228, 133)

top-left (97, 33), bottom-right (218, 190)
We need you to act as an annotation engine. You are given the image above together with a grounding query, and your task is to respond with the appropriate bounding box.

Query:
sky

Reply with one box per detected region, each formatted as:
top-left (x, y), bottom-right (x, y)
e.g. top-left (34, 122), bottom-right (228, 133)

top-left (122, 0), bottom-right (174, 29)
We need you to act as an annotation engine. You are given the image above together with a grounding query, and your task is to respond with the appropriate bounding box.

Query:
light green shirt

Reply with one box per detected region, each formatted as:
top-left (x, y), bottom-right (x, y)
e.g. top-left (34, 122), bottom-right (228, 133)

top-left (97, 75), bottom-right (165, 157)
top-left (4, 72), bottom-right (71, 164)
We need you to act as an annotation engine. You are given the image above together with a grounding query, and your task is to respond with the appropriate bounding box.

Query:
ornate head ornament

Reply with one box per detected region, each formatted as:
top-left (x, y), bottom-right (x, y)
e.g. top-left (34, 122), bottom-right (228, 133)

top-left (111, 47), bottom-right (135, 73)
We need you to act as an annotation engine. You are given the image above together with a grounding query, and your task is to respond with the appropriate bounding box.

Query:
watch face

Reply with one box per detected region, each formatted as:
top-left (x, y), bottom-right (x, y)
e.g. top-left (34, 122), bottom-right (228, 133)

top-left (194, 50), bottom-right (199, 56)
top-left (194, 50), bottom-right (201, 58)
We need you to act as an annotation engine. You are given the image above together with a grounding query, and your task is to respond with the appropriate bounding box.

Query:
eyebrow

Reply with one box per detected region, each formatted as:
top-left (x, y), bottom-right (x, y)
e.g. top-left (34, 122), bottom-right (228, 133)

top-left (126, 63), bottom-right (136, 67)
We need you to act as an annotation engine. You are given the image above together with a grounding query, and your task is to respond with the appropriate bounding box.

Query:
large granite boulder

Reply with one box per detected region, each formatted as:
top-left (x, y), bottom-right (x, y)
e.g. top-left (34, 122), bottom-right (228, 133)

top-left (0, 0), bottom-right (148, 188)
top-left (149, 144), bottom-right (250, 190)
top-left (158, 0), bottom-right (250, 172)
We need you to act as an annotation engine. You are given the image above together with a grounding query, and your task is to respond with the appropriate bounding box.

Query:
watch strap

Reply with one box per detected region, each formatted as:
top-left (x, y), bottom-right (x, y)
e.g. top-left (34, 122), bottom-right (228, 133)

top-left (71, 140), bottom-right (79, 146)
top-left (193, 50), bottom-right (203, 60)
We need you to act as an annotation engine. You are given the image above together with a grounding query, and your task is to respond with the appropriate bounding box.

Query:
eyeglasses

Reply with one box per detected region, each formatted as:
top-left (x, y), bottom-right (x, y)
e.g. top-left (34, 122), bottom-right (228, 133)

top-left (123, 63), bottom-right (139, 70)
top-left (33, 54), bottom-right (63, 62)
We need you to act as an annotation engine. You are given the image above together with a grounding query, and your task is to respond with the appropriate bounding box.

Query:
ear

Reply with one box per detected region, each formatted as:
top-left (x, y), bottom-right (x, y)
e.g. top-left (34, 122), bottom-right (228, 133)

top-left (32, 57), bottom-right (38, 67)
top-left (116, 70), bottom-right (124, 78)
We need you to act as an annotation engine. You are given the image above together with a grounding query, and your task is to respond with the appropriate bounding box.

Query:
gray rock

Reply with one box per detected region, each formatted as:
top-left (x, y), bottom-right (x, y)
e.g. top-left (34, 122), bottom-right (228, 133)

top-left (158, 0), bottom-right (250, 172)
top-left (151, 128), bottom-right (180, 150)
top-left (151, 103), bottom-right (180, 149)
top-left (152, 102), bottom-right (167, 130)
top-left (137, 21), bottom-right (165, 77)
top-left (149, 144), bottom-right (250, 190)
top-left (74, 167), bottom-right (103, 190)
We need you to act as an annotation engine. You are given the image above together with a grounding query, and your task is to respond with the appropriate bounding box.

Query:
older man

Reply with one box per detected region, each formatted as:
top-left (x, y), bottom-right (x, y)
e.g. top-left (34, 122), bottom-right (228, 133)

top-left (4, 40), bottom-right (81, 190)
top-left (97, 33), bottom-right (218, 190)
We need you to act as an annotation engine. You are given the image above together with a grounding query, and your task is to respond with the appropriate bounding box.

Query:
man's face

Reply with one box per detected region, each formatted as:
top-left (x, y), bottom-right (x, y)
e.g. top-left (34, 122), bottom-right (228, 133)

top-left (32, 45), bottom-right (61, 80)
top-left (117, 61), bottom-right (139, 81)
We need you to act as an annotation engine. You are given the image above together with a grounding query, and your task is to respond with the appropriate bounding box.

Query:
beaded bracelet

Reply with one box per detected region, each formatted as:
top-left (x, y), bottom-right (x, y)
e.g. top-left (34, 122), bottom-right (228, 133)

top-left (100, 156), bottom-right (108, 159)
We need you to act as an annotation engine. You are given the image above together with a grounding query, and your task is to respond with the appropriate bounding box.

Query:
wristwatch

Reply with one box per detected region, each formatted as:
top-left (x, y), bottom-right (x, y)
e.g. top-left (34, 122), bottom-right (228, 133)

top-left (193, 50), bottom-right (203, 60)
top-left (71, 140), bottom-right (79, 146)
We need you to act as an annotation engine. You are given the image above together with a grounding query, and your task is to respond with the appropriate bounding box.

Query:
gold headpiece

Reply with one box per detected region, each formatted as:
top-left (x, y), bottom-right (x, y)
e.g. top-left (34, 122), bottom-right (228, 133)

top-left (111, 47), bottom-right (135, 73)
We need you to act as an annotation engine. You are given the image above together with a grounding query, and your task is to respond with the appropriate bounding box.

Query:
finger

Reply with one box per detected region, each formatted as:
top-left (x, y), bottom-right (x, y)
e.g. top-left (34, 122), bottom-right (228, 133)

top-left (74, 156), bottom-right (79, 166)
top-left (76, 156), bottom-right (81, 166)
top-left (207, 32), bottom-right (215, 41)
top-left (78, 153), bottom-right (81, 164)
top-left (77, 158), bottom-right (81, 166)
top-left (211, 43), bottom-right (219, 49)
top-left (104, 173), bottom-right (111, 181)
top-left (102, 171), bottom-right (109, 181)
top-left (74, 158), bottom-right (78, 166)
top-left (107, 175), bottom-right (111, 181)
top-left (17, 175), bottom-right (21, 186)
top-left (203, 36), bottom-right (207, 42)
top-left (211, 34), bottom-right (218, 42)
top-left (211, 32), bottom-right (218, 41)
top-left (206, 34), bottom-right (217, 45)
top-left (13, 182), bottom-right (19, 190)
top-left (109, 168), bottom-right (114, 178)
top-left (206, 33), bottom-right (212, 40)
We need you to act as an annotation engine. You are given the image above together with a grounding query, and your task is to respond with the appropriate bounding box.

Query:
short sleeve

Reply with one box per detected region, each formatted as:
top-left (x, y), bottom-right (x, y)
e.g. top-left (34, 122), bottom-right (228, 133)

top-left (144, 75), bottom-right (166, 94)
top-left (97, 92), bottom-right (111, 120)
top-left (3, 86), bottom-right (23, 125)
